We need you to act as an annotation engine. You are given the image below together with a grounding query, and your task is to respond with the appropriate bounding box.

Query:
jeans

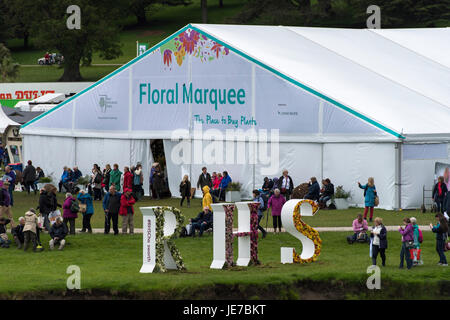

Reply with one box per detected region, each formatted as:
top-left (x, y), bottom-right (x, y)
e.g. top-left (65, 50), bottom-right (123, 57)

top-left (63, 217), bottom-right (76, 235)
top-left (8, 184), bottom-right (14, 206)
top-left (436, 200), bottom-right (444, 213)
top-left (372, 244), bottom-right (386, 266)
top-left (319, 195), bottom-right (331, 203)
top-left (180, 195), bottom-right (190, 207)
top-left (82, 214), bottom-right (92, 231)
top-left (272, 216), bottom-right (282, 231)
top-left (104, 211), bottom-right (119, 235)
top-left (258, 215), bottom-right (266, 235)
top-left (93, 188), bottom-right (102, 201)
top-left (400, 242), bottom-right (413, 269)
top-left (41, 213), bottom-right (51, 231)
top-left (192, 222), bottom-right (211, 236)
top-left (436, 238), bottom-right (448, 264)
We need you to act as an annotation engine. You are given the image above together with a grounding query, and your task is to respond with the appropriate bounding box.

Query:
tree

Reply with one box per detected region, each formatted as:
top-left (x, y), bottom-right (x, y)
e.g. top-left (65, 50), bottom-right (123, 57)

top-left (31, 0), bottom-right (122, 81)
top-left (0, 44), bottom-right (19, 82)
top-left (129, 0), bottom-right (153, 25)
top-left (201, 0), bottom-right (208, 23)
top-left (3, 0), bottom-right (35, 48)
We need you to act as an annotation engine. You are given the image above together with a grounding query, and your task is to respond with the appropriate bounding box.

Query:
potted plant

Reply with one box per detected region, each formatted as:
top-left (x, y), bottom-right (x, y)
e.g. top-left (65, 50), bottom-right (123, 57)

top-left (225, 182), bottom-right (242, 202)
top-left (76, 175), bottom-right (91, 190)
top-left (332, 186), bottom-right (351, 210)
top-left (37, 176), bottom-right (53, 190)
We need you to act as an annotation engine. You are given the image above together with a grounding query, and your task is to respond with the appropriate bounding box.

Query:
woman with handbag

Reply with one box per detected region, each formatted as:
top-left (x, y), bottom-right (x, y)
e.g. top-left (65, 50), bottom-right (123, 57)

top-left (358, 177), bottom-right (377, 222)
top-left (430, 213), bottom-right (449, 266)
top-left (399, 217), bottom-right (414, 269)
top-left (370, 217), bottom-right (387, 266)
top-left (77, 190), bottom-right (94, 233)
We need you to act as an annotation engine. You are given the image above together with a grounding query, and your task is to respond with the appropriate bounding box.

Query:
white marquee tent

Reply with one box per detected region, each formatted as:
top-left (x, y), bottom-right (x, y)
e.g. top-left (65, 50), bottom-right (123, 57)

top-left (20, 24), bottom-right (450, 209)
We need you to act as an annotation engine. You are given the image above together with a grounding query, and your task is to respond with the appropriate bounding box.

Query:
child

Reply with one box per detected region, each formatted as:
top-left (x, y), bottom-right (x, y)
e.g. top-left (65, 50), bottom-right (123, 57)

top-left (411, 217), bottom-right (423, 266)
top-left (0, 217), bottom-right (11, 248)
top-left (23, 209), bottom-right (39, 252)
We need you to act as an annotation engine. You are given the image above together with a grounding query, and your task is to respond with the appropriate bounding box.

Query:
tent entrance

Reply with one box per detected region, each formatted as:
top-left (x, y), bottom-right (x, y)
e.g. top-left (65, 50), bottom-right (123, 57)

top-left (150, 139), bottom-right (171, 198)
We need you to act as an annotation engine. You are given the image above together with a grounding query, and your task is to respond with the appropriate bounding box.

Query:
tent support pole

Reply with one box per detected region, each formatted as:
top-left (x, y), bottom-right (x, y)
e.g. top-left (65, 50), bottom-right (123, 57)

top-left (395, 142), bottom-right (402, 210)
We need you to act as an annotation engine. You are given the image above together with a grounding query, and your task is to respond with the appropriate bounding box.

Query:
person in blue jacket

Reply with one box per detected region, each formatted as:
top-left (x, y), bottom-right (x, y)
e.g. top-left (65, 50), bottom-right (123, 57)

top-left (430, 213), bottom-right (449, 266)
top-left (305, 177), bottom-right (320, 201)
top-left (190, 207), bottom-right (213, 237)
top-left (358, 177), bottom-right (377, 222)
top-left (77, 190), bottom-right (94, 233)
top-left (218, 171), bottom-right (232, 201)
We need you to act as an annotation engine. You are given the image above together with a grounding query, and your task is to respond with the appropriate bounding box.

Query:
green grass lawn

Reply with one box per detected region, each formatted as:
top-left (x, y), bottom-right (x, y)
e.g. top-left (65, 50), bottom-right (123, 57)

top-left (3, 192), bottom-right (447, 298)
top-left (1, 230), bottom-right (449, 298)
top-left (14, 66), bottom-right (119, 83)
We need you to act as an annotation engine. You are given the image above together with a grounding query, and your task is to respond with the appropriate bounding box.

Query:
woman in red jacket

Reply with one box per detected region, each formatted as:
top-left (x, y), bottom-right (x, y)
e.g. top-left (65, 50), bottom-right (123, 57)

top-left (123, 167), bottom-right (133, 191)
top-left (119, 188), bottom-right (135, 234)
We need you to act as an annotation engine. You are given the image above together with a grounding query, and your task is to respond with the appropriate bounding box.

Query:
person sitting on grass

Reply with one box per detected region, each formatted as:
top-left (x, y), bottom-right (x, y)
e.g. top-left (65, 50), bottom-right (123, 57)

top-left (12, 217), bottom-right (25, 249)
top-left (347, 214), bottom-right (369, 244)
top-left (190, 207), bottom-right (213, 237)
top-left (49, 217), bottom-right (68, 251)
top-left (23, 209), bottom-right (39, 252)
top-left (0, 217), bottom-right (11, 248)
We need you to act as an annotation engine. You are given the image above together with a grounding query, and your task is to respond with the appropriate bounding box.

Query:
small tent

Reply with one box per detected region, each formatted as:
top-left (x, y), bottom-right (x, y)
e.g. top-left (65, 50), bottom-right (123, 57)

top-left (20, 24), bottom-right (450, 209)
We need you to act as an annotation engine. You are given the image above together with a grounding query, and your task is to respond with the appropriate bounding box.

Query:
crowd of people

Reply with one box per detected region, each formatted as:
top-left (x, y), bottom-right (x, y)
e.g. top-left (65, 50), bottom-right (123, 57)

top-left (347, 212), bottom-right (449, 268)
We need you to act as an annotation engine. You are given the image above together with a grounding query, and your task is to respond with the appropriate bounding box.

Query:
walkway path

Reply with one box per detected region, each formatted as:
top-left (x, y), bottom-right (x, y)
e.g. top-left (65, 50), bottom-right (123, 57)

top-left (81, 225), bottom-right (431, 234)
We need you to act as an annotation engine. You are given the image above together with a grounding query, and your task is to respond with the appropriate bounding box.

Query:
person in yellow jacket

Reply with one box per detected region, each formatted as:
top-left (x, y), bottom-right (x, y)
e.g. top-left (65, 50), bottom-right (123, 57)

top-left (202, 186), bottom-right (212, 211)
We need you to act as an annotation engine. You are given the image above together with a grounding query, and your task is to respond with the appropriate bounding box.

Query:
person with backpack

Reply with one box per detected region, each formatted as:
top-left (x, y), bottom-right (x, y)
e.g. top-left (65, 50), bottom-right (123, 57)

top-left (411, 217), bottom-right (423, 266)
top-left (358, 178), bottom-right (377, 222)
top-left (62, 193), bottom-right (78, 235)
top-left (253, 190), bottom-right (267, 238)
top-left (399, 218), bottom-right (414, 270)
top-left (132, 164), bottom-right (144, 201)
top-left (370, 217), bottom-right (387, 266)
top-left (430, 213), bottom-right (449, 266)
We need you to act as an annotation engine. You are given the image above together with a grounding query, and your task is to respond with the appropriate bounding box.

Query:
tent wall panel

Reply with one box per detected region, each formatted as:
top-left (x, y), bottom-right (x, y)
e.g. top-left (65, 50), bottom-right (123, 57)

top-left (401, 143), bottom-right (450, 209)
top-left (323, 143), bottom-right (396, 210)
top-left (22, 135), bottom-right (75, 181)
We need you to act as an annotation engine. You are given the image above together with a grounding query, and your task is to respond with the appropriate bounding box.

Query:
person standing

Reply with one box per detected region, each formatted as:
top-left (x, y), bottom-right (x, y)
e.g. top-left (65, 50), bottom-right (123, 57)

top-left (268, 189), bottom-right (286, 233)
top-left (62, 193), bottom-right (78, 235)
top-left (0, 181), bottom-right (14, 228)
top-left (358, 178), bottom-right (377, 222)
top-left (430, 213), bottom-right (448, 266)
top-left (109, 164), bottom-right (122, 191)
top-left (123, 166), bottom-right (133, 191)
top-left (179, 175), bottom-right (191, 208)
top-left (197, 167), bottom-right (212, 191)
top-left (22, 160), bottom-right (37, 195)
top-left (433, 176), bottom-right (448, 214)
top-left (119, 188), bottom-right (136, 234)
top-left (153, 164), bottom-right (165, 200)
top-left (202, 186), bottom-right (212, 211)
top-left (370, 217), bottom-right (387, 266)
top-left (277, 170), bottom-right (294, 201)
top-left (399, 218), bottom-right (414, 270)
top-left (132, 164), bottom-right (144, 201)
top-left (410, 217), bottom-right (423, 265)
top-left (103, 185), bottom-right (121, 235)
top-left (23, 209), bottom-right (39, 252)
top-left (77, 190), bottom-right (94, 233)
top-left (253, 190), bottom-right (267, 238)
top-left (218, 171), bottom-right (232, 201)
top-left (103, 164), bottom-right (112, 194)
top-left (91, 167), bottom-right (103, 201)
top-left (3, 166), bottom-right (16, 206)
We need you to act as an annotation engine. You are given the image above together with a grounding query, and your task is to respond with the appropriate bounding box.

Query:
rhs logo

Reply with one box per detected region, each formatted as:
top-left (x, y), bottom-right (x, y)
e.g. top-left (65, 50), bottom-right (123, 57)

top-left (99, 95), bottom-right (117, 113)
